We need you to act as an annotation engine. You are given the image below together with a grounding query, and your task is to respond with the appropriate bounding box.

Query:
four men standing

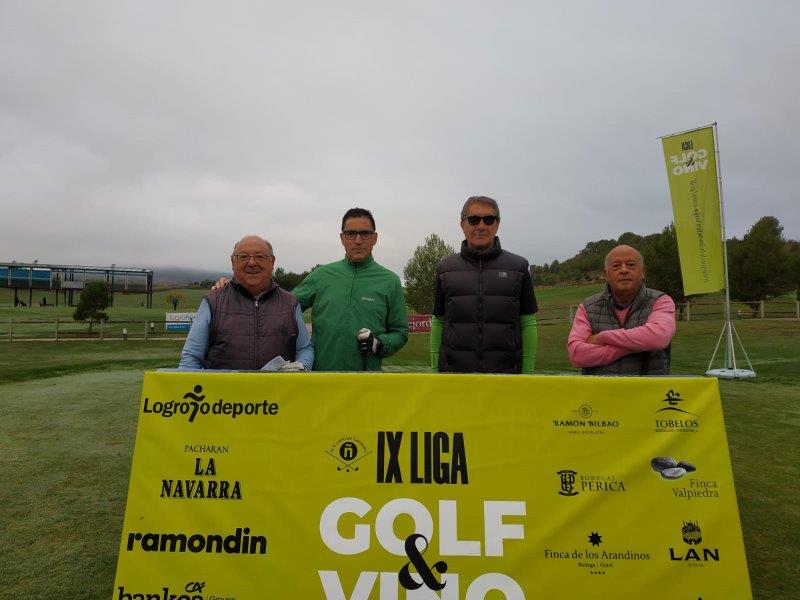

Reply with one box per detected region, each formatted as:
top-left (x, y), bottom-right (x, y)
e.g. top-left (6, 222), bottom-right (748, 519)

top-left (180, 203), bottom-right (674, 375)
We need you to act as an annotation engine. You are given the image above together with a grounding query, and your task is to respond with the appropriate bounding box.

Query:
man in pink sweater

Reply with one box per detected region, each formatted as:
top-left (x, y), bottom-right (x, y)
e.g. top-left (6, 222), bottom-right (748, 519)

top-left (568, 245), bottom-right (676, 375)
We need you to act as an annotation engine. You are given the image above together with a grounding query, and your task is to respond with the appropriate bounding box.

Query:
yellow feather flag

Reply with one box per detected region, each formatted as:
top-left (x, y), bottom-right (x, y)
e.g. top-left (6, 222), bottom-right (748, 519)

top-left (662, 126), bottom-right (725, 295)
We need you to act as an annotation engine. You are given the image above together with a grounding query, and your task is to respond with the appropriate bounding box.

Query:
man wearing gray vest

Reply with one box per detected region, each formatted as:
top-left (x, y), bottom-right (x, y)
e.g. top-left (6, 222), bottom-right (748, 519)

top-left (179, 235), bottom-right (314, 371)
top-left (567, 245), bottom-right (676, 375)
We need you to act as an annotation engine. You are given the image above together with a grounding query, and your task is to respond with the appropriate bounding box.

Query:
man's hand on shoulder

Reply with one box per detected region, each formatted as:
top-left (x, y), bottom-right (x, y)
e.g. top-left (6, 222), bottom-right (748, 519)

top-left (211, 277), bottom-right (230, 291)
top-left (357, 328), bottom-right (383, 354)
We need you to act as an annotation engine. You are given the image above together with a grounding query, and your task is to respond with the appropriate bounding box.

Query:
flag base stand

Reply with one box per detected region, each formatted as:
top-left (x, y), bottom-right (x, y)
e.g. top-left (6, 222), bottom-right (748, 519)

top-left (705, 368), bottom-right (757, 380)
top-left (705, 320), bottom-right (756, 380)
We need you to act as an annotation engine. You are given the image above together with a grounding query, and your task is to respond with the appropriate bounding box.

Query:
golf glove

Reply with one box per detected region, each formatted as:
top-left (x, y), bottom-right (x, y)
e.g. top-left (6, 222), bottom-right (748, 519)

top-left (357, 328), bottom-right (383, 354)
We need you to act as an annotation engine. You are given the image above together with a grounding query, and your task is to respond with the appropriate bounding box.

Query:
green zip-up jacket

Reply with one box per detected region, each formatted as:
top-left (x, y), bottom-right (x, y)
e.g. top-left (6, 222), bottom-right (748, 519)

top-left (292, 255), bottom-right (408, 371)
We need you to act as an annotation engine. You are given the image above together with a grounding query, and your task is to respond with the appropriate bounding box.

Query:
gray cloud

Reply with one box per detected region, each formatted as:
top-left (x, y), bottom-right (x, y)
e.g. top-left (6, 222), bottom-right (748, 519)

top-left (1, 1), bottom-right (798, 276)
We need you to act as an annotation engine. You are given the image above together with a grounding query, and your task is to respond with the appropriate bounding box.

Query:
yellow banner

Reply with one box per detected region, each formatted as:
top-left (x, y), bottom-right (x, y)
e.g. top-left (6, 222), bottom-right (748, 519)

top-left (113, 373), bottom-right (751, 599)
top-left (662, 126), bottom-right (725, 295)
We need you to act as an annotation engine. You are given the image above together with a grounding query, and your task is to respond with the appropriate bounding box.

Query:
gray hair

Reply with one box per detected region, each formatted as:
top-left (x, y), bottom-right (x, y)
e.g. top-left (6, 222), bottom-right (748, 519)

top-left (232, 236), bottom-right (274, 256)
top-left (460, 196), bottom-right (500, 220)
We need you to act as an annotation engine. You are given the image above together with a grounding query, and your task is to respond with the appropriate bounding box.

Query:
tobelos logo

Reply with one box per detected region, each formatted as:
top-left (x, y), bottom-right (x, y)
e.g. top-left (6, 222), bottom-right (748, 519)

top-left (142, 385), bottom-right (279, 423)
top-left (398, 534), bottom-right (448, 591)
top-left (656, 389), bottom-right (697, 416)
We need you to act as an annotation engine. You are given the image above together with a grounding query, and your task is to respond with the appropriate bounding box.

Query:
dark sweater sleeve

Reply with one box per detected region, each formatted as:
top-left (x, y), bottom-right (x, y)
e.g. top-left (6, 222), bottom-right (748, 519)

top-left (520, 267), bottom-right (538, 314)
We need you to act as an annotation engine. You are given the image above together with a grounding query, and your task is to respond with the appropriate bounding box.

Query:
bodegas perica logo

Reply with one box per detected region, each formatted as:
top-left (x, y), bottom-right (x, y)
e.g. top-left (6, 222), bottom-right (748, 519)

top-left (325, 436), bottom-right (372, 473)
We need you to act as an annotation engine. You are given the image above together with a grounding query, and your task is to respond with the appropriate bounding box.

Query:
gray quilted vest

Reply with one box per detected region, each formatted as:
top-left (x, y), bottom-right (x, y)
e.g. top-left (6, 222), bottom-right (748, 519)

top-left (582, 283), bottom-right (670, 376)
top-left (203, 280), bottom-right (298, 370)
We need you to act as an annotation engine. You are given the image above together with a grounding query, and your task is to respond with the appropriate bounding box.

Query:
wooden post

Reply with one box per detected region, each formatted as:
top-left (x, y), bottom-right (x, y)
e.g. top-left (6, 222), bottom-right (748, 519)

top-left (55, 318), bottom-right (59, 342)
top-left (9, 319), bottom-right (12, 342)
top-left (144, 320), bottom-right (148, 341)
top-left (100, 319), bottom-right (104, 341)
top-left (759, 300), bottom-right (765, 319)
top-left (796, 300), bottom-right (799, 320)
top-left (685, 302), bottom-right (691, 322)
top-left (568, 305), bottom-right (574, 322)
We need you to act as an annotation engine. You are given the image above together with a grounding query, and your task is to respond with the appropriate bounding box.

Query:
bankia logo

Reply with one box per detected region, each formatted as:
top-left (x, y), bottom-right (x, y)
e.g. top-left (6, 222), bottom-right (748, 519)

top-left (115, 580), bottom-right (205, 599)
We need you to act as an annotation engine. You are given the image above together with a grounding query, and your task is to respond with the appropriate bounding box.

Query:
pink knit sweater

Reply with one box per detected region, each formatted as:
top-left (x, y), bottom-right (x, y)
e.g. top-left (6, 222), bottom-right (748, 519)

top-left (568, 294), bottom-right (676, 369)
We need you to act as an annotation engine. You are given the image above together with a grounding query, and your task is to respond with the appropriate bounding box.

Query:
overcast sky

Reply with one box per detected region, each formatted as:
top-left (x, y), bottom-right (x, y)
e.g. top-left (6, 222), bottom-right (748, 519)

top-left (1, 1), bottom-right (798, 276)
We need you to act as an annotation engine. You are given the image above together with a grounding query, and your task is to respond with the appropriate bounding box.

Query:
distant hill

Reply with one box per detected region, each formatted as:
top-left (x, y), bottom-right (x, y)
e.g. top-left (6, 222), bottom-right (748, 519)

top-left (152, 266), bottom-right (229, 285)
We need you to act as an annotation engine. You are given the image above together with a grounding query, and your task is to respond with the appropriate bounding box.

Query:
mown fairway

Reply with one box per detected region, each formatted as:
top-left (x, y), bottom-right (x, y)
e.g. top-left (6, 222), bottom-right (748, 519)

top-left (0, 317), bottom-right (798, 599)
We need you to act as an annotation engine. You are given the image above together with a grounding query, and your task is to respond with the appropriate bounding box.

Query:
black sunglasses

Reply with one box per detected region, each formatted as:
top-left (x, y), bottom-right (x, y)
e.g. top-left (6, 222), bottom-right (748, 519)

top-left (463, 215), bottom-right (499, 226)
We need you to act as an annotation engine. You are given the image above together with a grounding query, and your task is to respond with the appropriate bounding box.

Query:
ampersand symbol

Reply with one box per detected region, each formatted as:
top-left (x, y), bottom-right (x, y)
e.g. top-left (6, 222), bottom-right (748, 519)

top-left (398, 534), bottom-right (448, 591)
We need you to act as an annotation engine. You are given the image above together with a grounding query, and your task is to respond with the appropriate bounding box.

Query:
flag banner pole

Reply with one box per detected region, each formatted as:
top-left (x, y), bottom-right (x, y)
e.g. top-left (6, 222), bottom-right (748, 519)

top-left (660, 123), bottom-right (755, 379)
top-left (705, 123), bottom-right (755, 379)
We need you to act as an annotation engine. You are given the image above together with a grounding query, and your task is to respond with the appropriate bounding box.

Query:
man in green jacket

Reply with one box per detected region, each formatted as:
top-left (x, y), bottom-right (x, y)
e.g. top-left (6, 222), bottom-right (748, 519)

top-left (292, 208), bottom-right (408, 371)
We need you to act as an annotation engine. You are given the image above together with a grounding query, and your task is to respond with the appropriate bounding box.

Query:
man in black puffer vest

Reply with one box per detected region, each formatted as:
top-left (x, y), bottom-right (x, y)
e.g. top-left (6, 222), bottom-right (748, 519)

top-left (179, 235), bottom-right (314, 371)
top-left (567, 245), bottom-right (675, 375)
top-left (431, 196), bottom-right (539, 374)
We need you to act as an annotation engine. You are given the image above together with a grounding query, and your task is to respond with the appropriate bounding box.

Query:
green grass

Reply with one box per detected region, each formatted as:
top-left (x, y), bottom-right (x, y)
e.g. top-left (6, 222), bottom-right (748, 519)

top-left (0, 320), bottom-right (798, 599)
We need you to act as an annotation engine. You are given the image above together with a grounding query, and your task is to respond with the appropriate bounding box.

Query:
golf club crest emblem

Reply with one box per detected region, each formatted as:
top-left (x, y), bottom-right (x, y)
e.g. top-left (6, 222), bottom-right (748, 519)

top-left (325, 436), bottom-right (372, 473)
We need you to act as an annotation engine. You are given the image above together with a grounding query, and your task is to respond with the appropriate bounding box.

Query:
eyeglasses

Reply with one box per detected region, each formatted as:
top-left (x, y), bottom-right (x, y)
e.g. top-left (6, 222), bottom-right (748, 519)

top-left (463, 215), bottom-right (499, 226)
top-left (232, 253), bottom-right (273, 263)
top-left (342, 230), bottom-right (375, 240)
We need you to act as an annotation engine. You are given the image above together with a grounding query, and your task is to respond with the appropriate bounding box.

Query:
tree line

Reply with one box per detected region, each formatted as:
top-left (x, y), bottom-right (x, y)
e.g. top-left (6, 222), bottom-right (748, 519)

top-left (400, 216), bottom-right (799, 314)
top-left (531, 215), bottom-right (799, 309)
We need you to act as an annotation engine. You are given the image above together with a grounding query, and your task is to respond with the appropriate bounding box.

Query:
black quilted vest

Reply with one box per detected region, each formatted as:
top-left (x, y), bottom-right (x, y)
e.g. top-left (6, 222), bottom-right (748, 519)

top-left (437, 239), bottom-right (530, 373)
top-left (203, 280), bottom-right (298, 370)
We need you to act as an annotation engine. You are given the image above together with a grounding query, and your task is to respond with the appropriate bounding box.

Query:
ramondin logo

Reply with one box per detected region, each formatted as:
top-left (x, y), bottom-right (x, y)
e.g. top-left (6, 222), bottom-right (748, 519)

top-left (125, 526), bottom-right (267, 555)
top-left (142, 385), bottom-right (279, 423)
top-left (116, 581), bottom-right (205, 599)
top-left (325, 436), bottom-right (372, 472)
